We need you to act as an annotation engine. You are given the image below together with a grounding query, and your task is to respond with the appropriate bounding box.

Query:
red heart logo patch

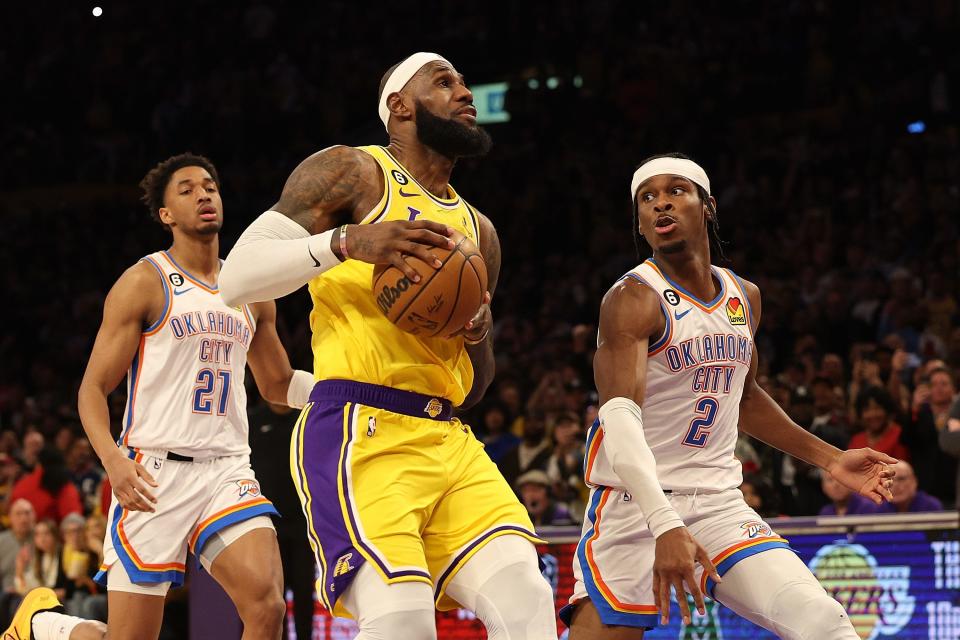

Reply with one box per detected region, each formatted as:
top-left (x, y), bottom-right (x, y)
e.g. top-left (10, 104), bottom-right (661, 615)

top-left (728, 298), bottom-right (741, 311)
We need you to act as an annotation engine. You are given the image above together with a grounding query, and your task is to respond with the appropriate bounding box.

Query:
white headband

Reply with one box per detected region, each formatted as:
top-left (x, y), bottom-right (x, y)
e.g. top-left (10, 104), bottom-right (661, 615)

top-left (378, 52), bottom-right (450, 131)
top-left (630, 157), bottom-right (711, 199)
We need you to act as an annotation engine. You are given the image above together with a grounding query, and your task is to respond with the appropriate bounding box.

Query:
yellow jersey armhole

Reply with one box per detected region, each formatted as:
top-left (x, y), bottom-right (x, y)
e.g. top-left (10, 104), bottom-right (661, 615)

top-left (356, 146), bottom-right (391, 225)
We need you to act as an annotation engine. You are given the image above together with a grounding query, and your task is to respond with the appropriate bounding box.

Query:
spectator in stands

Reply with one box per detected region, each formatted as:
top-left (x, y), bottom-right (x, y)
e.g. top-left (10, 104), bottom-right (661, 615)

top-left (9, 446), bottom-right (83, 523)
top-left (14, 519), bottom-right (68, 599)
top-left (52, 426), bottom-right (74, 455)
top-left (905, 368), bottom-right (958, 505)
top-left (849, 386), bottom-right (910, 461)
top-left (809, 376), bottom-right (850, 449)
top-left (818, 473), bottom-right (872, 516)
top-left (515, 470), bottom-right (574, 527)
top-left (66, 437), bottom-right (104, 514)
top-left (76, 514), bottom-right (108, 622)
top-left (739, 473), bottom-right (781, 519)
top-left (545, 412), bottom-right (585, 521)
top-left (938, 397), bottom-right (960, 509)
top-left (0, 500), bottom-right (35, 592)
top-left (0, 453), bottom-right (22, 526)
top-left (17, 431), bottom-right (44, 474)
top-left (498, 412), bottom-right (551, 490)
top-left (479, 403), bottom-right (520, 464)
top-left (861, 461), bottom-right (943, 514)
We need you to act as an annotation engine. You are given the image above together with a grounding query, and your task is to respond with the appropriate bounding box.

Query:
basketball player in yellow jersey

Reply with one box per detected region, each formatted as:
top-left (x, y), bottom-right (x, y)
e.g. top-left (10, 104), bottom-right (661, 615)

top-left (220, 53), bottom-right (557, 639)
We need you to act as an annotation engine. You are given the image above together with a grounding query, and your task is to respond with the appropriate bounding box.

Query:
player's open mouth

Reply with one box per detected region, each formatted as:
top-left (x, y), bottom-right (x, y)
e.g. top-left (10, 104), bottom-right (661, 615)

top-left (654, 215), bottom-right (677, 235)
top-left (198, 205), bottom-right (217, 220)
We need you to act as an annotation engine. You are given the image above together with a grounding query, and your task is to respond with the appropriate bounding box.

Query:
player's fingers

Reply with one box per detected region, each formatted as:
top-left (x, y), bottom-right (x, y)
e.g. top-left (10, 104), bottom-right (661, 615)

top-left (134, 481), bottom-right (158, 504)
top-left (864, 448), bottom-right (898, 465)
top-left (673, 577), bottom-right (693, 624)
top-left (391, 255), bottom-right (423, 283)
top-left (482, 291), bottom-right (491, 305)
top-left (651, 572), bottom-right (660, 611)
top-left (685, 570), bottom-right (707, 615)
top-left (407, 221), bottom-right (455, 242)
top-left (401, 242), bottom-right (443, 269)
top-left (657, 572), bottom-right (672, 624)
top-left (136, 464), bottom-right (159, 487)
top-left (697, 546), bottom-right (721, 584)
top-left (408, 227), bottom-right (456, 249)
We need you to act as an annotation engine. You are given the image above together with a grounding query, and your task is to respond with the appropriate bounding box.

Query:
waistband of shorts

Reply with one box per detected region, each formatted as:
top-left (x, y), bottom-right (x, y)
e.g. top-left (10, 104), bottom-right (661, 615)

top-left (310, 379), bottom-right (454, 422)
top-left (123, 446), bottom-right (218, 463)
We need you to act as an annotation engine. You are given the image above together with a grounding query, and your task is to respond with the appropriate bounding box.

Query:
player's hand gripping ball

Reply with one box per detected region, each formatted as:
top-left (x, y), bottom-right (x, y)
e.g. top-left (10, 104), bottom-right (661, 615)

top-left (373, 230), bottom-right (487, 338)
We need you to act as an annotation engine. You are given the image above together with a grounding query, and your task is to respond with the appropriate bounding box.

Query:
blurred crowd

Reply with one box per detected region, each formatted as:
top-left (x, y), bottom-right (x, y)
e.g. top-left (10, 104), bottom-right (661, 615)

top-left (1, 2), bottom-right (958, 620)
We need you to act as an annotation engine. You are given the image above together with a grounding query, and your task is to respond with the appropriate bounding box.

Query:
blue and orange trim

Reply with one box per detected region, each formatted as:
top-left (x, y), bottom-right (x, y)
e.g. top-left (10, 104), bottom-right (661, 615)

top-left (118, 337), bottom-right (145, 447)
top-left (94, 452), bottom-right (186, 587)
top-left (576, 487), bottom-right (659, 628)
top-left (583, 418), bottom-right (603, 486)
top-left (700, 536), bottom-right (792, 599)
top-left (188, 496), bottom-right (278, 556)
top-left (142, 256), bottom-right (172, 335)
top-left (621, 272), bottom-right (673, 355)
top-left (160, 251), bottom-right (218, 293)
top-left (646, 259), bottom-right (726, 313)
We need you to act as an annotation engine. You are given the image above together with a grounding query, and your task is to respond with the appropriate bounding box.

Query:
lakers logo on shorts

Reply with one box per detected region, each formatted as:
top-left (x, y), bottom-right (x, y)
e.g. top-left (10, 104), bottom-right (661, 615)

top-left (726, 297), bottom-right (746, 325)
top-left (333, 552), bottom-right (355, 577)
top-left (236, 479), bottom-right (261, 499)
top-left (367, 416), bottom-right (377, 437)
top-left (424, 398), bottom-right (443, 418)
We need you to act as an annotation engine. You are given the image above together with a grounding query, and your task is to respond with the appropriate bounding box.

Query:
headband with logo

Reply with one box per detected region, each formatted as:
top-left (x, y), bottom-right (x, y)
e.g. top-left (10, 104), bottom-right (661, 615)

top-left (630, 157), bottom-right (711, 199)
top-left (378, 52), bottom-right (450, 131)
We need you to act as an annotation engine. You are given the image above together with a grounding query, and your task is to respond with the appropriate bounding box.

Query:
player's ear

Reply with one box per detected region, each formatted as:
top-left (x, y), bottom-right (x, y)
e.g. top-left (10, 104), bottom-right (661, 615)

top-left (158, 207), bottom-right (175, 226)
top-left (387, 91), bottom-right (412, 123)
top-left (705, 196), bottom-right (718, 222)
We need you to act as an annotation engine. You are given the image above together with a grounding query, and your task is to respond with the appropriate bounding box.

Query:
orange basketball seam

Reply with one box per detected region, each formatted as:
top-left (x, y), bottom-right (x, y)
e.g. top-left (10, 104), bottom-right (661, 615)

top-left (434, 255), bottom-right (469, 337)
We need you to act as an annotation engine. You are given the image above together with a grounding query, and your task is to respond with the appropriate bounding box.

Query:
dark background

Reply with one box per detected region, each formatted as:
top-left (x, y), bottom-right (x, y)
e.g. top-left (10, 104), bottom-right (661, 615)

top-left (1, 0), bottom-right (958, 525)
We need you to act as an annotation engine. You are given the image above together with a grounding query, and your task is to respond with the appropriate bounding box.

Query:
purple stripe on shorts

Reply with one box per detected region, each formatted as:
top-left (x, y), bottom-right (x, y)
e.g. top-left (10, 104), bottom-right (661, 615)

top-left (302, 391), bottom-right (432, 609)
top-left (433, 525), bottom-right (538, 600)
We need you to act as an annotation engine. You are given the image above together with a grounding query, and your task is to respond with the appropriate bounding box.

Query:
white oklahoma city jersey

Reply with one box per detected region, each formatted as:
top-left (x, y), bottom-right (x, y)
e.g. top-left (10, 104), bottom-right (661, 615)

top-left (117, 251), bottom-right (255, 458)
top-left (586, 259), bottom-right (755, 493)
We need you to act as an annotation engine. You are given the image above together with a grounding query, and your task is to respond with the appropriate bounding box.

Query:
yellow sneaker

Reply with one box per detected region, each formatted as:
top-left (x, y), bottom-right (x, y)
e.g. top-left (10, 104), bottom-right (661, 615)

top-left (2, 587), bottom-right (62, 640)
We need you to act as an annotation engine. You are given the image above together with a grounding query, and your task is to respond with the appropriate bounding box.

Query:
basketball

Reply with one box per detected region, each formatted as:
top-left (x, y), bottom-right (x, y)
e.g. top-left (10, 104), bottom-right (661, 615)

top-left (372, 230), bottom-right (487, 338)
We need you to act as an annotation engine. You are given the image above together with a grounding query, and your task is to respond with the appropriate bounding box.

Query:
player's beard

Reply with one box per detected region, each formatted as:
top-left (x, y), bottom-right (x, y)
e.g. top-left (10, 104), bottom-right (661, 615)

top-left (415, 101), bottom-right (492, 159)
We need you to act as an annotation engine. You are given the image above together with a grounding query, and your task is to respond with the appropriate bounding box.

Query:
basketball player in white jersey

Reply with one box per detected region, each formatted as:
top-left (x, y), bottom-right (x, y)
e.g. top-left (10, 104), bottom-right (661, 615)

top-left (4, 153), bottom-right (315, 640)
top-left (564, 153), bottom-right (897, 640)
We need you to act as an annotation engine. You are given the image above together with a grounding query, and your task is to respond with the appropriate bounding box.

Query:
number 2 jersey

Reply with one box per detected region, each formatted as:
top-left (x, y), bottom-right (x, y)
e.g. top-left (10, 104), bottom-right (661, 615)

top-left (117, 251), bottom-right (256, 458)
top-left (585, 259), bottom-right (756, 493)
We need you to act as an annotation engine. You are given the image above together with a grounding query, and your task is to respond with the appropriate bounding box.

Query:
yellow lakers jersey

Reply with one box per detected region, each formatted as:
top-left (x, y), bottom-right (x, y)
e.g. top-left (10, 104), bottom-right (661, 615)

top-left (308, 146), bottom-right (482, 406)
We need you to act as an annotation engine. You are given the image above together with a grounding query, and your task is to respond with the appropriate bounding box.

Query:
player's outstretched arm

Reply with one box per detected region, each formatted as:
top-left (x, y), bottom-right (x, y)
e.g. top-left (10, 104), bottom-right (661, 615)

top-left (736, 279), bottom-right (896, 504)
top-left (245, 300), bottom-right (313, 409)
top-left (594, 279), bottom-right (719, 625)
top-left (220, 146), bottom-right (454, 306)
top-left (459, 212), bottom-right (498, 410)
top-left (78, 264), bottom-right (161, 513)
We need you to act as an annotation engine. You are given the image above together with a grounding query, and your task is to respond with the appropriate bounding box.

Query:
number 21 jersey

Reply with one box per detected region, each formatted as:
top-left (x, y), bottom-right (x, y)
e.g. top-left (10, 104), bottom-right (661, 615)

top-left (117, 251), bottom-right (256, 458)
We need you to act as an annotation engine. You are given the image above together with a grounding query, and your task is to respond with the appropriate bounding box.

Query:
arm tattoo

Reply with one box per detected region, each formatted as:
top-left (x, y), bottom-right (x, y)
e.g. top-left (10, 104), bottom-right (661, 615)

top-left (274, 146), bottom-right (367, 232)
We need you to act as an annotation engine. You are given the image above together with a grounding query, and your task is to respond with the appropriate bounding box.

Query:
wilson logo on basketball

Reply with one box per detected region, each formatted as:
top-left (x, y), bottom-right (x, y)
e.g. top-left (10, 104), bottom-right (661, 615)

top-left (726, 297), bottom-right (746, 326)
top-left (375, 277), bottom-right (411, 315)
top-left (236, 479), bottom-right (261, 499)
